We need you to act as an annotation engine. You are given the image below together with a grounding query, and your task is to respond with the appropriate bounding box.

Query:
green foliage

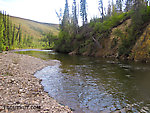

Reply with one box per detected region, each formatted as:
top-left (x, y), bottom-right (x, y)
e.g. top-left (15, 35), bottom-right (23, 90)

top-left (54, 1), bottom-right (150, 58)
top-left (111, 38), bottom-right (118, 49)
top-left (41, 31), bottom-right (57, 49)
top-left (113, 29), bottom-right (124, 38)
top-left (118, 37), bottom-right (131, 56)
top-left (54, 29), bottom-right (73, 53)
top-left (55, 9), bottom-right (129, 55)
top-left (0, 11), bottom-right (37, 51)
top-left (118, 6), bottom-right (150, 57)
top-left (90, 12), bottom-right (129, 34)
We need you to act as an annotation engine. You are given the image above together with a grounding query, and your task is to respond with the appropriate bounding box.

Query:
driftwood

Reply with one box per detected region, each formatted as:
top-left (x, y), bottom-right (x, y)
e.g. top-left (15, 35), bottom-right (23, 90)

top-left (92, 36), bottom-right (102, 48)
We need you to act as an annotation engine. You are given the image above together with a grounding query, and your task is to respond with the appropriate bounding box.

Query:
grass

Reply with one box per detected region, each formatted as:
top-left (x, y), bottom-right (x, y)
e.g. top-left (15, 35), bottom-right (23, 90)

top-left (10, 16), bottom-right (59, 38)
top-left (9, 16), bottom-right (60, 49)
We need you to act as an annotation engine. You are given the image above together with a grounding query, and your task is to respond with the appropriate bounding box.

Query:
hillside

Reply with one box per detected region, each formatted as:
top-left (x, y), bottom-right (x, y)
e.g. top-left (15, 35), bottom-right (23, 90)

top-left (10, 16), bottom-right (59, 39)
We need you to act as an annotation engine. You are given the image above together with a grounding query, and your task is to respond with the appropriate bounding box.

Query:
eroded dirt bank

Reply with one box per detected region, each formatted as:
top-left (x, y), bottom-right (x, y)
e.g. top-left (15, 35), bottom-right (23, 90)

top-left (0, 52), bottom-right (72, 113)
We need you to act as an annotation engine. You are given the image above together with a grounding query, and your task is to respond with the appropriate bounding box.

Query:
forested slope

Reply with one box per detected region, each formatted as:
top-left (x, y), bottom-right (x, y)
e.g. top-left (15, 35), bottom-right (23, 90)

top-left (53, 0), bottom-right (150, 62)
top-left (0, 11), bottom-right (59, 51)
top-left (10, 16), bottom-right (59, 38)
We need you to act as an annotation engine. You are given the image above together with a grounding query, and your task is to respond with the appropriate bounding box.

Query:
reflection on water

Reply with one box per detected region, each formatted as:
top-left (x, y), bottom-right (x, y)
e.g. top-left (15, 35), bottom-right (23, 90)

top-left (17, 50), bottom-right (150, 113)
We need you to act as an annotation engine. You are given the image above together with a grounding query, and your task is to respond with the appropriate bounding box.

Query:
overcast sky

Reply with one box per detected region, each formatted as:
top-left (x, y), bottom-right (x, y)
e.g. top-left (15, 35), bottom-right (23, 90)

top-left (0, 0), bottom-right (109, 24)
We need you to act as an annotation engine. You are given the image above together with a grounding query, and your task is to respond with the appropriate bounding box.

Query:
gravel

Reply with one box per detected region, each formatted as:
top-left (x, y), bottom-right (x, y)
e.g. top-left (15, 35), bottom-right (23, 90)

top-left (0, 51), bottom-right (72, 113)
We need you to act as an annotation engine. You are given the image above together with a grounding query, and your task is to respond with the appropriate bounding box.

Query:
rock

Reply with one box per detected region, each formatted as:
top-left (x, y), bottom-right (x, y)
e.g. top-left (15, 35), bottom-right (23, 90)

top-left (0, 52), bottom-right (72, 113)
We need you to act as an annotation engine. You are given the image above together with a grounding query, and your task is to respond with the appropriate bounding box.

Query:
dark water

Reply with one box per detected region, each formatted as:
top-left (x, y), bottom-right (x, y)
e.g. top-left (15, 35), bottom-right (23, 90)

top-left (17, 50), bottom-right (150, 113)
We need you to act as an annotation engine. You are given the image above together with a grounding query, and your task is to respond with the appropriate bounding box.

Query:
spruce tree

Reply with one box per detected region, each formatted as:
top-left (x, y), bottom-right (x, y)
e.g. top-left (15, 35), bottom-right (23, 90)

top-left (19, 24), bottom-right (22, 44)
top-left (61, 0), bottom-right (70, 30)
top-left (3, 11), bottom-right (7, 46)
top-left (80, 0), bottom-right (88, 25)
top-left (125, 0), bottom-right (133, 12)
top-left (12, 24), bottom-right (15, 46)
top-left (72, 0), bottom-right (78, 27)
top-left (98, 0), bottom-right (104, 22)
top-left (7, 15), bottom-right (10, 47)
top-left (116, 0), bottom-right (123, 13)
top-left (0, 12), bottom-right (4, 51)
top-left (107, 0), bottom-right (112, 16)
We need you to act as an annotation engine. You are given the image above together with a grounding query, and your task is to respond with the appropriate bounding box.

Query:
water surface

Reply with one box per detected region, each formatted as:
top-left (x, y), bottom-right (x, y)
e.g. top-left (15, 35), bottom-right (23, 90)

top-left (17, 50), bottom-right (150, 113)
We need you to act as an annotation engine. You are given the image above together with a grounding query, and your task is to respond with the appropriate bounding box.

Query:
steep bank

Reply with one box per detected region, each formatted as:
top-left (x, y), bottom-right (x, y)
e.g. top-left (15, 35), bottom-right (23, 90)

top-left (93, 20), bottom-right (150, 63)
top-left (68, 19), bottom-right (150, 62)
top-left (82, 20), bottom-right (150, 62)
top-left (129, 24), bottom-right (150, 62)
top-left (0, 52), bottom-right (72, 113)
top-left (54, 6), bottom-right (150, 63)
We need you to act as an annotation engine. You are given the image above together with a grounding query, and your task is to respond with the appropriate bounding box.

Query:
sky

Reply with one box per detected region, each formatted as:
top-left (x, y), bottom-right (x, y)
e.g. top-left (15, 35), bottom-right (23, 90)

top-left (0, 0), bottom-right (109, 24)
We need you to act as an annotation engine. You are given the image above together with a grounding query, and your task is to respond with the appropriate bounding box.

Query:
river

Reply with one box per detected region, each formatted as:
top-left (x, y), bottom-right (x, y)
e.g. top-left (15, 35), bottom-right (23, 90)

top-left (16, 50), bottom-right (150, 113)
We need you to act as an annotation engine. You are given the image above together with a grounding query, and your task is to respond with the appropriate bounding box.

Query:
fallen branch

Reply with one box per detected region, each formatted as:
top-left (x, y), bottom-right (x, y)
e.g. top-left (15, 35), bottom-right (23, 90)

top-left (92, 37), bottom-right (101, 48)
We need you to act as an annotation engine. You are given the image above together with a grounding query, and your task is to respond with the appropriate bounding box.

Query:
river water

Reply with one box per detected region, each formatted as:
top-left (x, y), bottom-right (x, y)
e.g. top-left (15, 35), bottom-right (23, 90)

top-left (17, 50), bottom-right (150, 113)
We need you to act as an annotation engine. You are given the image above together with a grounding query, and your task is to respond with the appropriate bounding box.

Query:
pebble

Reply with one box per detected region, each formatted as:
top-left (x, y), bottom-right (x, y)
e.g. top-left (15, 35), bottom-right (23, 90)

top-left (0, 52), bottom-right (72, 113)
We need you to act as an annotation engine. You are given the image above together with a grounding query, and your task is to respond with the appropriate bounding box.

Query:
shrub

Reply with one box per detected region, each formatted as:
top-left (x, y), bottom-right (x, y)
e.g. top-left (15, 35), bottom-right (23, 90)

top-left (113, 29), bottom-right (124, 38)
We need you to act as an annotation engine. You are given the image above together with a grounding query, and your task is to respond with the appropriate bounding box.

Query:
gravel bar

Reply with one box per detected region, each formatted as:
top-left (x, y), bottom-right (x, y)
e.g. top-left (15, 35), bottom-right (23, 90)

top-left (0, 51), bottom-right (72, 113)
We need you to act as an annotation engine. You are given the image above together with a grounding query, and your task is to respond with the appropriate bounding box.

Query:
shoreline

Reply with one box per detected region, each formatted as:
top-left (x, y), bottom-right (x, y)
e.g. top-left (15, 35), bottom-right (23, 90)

top-left (0, 51), bottom-right (72, 113)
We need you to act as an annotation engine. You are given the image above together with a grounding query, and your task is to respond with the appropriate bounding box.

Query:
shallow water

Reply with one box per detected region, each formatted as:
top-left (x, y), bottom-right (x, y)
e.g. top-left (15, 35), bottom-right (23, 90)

top-left (17, 50), bottom-right (150, 113)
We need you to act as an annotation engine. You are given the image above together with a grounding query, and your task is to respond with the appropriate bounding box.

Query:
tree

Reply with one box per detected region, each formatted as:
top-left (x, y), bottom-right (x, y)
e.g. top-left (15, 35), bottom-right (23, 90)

top-left (107, 0), bottom-right (112, 16)
top-left (55, 8), bottom-right (63, 24)
top-left (116, 0), bottom-right (123, 13)
top-left (61, 0), bottom-right (70, 30)
top-left (19, 25), bottom-right (22, 44)
top-left (98, 0), bottom-right (104, 22)
top-left (80, 0), bottom-right (88, 25)
top-left (125, 0), bottom-right (133, 12)
top-left (12, 24), bottom-right (15, 46)
top-left (0, 12), bottom-right (4, 51)
top-left (72, 0), bottom-right (78, 27)
top-left (41, 32), bottom-right (55, 48)
top-left (3, 11), bottom-right (7, 46)
top-left (0, 11), bottom-right (26, 50)
top-left (7, 15), bottom-right (10, 47)
top-left (112, 3), bottom-right (117, 15)
top-left (47, 32), bottom-right (53, 47)
top-left (133, 0), bottom-right (140, 10)
top-left (15, 24), bottom-right (21, 40)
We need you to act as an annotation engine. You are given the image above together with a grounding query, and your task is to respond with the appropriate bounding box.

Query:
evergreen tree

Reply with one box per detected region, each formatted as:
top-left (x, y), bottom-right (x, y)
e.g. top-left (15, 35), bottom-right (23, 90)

top-left (80, 0), bottom-right (88, 25)
top-left (61, 0), bottom-right (70, 30)
top-left (0, 11), bottom-right (25, 50)
top-left (23, 34), bottom-right (26, 46)
top-left (112, 3), bottom-right (117, 15)
top-left (15, 24), bottom-right (21, 40)
top-left (3, 11), bottom-right (7, 46)
top-left (55, 8), bottom-right (63, 24)
top-left (0, 12), bottom-right (4, 51)
top-left (9, 21), bottom-right (13, 47)
top-left (98, 0), bottom-right (104, 22)
top-left (12, 24), bottom-right (15, 46)
top-left (107, 0), bottom-right (112, 16)
top-left (116, 0), bottom-right (123, 13)
top-left (7, 15), bottom-right (10, 47)
top-left (19, 25), bottom-right (22, 44)
top-left (72, 0), bottom-right (78, 27)
top-left (125, 0), bottom-right (133, 12)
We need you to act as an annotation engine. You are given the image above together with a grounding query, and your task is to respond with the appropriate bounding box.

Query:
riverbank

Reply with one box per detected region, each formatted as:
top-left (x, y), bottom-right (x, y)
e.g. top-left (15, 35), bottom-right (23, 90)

top-left (0, 51), bottom-right (72, 113)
